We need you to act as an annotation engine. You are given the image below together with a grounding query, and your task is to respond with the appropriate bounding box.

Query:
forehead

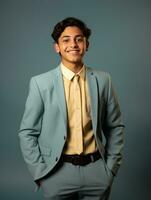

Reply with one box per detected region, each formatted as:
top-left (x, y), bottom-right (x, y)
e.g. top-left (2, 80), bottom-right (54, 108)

top-left (60, 26), bottom-right (84, 38)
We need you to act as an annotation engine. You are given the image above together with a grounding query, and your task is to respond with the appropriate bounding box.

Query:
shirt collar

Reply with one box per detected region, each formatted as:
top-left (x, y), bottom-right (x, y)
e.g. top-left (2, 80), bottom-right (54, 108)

top-left (60, 63), bottom-right (86, 81)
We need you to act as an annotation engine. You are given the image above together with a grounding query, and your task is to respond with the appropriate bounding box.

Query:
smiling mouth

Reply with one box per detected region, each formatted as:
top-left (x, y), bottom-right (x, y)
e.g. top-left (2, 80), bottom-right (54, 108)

top-left (67, 49), bottom-right (80, 52)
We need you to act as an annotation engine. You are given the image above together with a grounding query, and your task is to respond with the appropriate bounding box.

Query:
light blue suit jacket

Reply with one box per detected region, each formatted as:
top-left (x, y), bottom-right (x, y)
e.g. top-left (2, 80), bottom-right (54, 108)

top-left (19, 65), bottom-right (124, 181)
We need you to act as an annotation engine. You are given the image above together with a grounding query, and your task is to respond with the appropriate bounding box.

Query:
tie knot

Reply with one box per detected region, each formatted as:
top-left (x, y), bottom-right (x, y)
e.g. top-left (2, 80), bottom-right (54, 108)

top-left (74, 74), bottom-right (80, 82)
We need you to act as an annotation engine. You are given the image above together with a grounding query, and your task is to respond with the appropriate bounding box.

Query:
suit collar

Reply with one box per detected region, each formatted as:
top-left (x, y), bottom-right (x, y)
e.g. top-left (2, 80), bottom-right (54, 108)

top-left (60, 63), bottom-right (86, 81)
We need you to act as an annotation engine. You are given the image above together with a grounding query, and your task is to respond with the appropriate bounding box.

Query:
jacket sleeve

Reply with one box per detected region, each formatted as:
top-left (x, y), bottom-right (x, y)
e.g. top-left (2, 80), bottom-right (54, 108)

top-left (18, 77), bottom-right (46, 181)
top-left (103, 74), bottom-right (125, 176)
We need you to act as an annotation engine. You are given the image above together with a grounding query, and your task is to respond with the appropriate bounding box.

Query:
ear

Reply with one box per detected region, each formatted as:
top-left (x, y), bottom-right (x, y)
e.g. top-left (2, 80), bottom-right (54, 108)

top-left (54, 43), bottom-right (60, 53)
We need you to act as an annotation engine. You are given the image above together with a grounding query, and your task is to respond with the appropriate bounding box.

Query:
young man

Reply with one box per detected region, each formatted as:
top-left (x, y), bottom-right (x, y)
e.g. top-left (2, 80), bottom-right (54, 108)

top-left (19, 17), bottom-right (124, 200)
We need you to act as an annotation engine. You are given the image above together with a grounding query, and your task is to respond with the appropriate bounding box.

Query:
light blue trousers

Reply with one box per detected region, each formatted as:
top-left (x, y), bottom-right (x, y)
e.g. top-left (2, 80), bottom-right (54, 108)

top-left (39, 158), bottom-right (114, 200)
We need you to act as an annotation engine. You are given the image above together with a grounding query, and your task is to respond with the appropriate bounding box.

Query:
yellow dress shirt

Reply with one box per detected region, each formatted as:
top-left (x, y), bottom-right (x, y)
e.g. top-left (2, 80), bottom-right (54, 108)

top-left (61, 63), bottom-right (97, 155)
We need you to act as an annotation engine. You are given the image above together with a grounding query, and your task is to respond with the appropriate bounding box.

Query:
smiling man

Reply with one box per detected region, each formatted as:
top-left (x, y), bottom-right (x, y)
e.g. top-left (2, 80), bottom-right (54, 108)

top-left (19, 17), bottom-right (124, 200)
top-left (54, 26), bottom-right (88, 73)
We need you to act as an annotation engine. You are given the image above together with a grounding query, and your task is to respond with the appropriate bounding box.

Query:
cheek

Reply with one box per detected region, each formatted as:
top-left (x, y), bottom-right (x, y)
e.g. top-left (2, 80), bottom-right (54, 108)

top-left (58, 45), bottom-right (67, 53)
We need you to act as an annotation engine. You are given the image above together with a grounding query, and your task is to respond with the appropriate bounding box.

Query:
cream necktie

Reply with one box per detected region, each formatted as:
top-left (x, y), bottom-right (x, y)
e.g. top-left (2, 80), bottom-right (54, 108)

top-left (73, 75), bottom-right (83, 154)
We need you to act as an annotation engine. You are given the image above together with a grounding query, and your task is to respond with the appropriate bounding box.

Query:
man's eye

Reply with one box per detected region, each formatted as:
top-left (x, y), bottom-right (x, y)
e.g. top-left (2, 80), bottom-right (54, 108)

top-left (76, 37), bottom-right (84, 42)
top-left (62, 39), bottom-right (69, 43)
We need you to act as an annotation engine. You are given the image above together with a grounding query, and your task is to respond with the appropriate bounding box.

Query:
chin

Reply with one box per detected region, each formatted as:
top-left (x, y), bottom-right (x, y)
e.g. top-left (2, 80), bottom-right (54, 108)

top-left (71, 57), bottom-right (82, 63)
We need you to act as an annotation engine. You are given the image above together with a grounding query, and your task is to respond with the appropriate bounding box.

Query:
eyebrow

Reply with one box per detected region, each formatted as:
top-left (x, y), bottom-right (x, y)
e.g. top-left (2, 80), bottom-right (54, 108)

top-left (60, 35), bottom-right (84, 39)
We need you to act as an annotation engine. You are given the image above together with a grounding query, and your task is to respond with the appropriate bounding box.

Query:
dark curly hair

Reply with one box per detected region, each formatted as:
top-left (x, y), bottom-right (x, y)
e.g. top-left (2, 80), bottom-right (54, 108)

top-left (51, 17), bottom-right (91, 43)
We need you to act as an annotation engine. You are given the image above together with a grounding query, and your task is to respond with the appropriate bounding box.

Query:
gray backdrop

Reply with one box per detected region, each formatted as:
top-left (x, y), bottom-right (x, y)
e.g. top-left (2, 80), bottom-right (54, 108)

top-left (0, 0), bottom-right (151, 199)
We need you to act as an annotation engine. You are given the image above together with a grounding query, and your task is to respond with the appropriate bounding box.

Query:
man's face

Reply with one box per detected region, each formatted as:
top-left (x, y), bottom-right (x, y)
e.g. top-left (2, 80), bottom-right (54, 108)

top-left (54, 26), bottom-right (88, 66)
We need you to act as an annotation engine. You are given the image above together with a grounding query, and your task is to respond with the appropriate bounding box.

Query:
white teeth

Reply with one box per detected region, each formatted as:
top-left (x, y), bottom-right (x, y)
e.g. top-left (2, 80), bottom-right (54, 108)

top-left (67, 49), bottom-right (79, 51)
top-left (68, 50), bottom-right (79, 52)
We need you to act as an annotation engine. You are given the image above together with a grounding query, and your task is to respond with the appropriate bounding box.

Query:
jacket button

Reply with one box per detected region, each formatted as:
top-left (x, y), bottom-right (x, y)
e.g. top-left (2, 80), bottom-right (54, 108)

top-left (64, 136), bottom-right (66, 140)
top-left (55, 157), bottom-right (58, 162)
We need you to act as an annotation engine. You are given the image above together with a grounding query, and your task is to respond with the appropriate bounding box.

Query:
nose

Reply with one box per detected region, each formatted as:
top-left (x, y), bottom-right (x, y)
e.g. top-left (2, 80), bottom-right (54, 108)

top-left (70, 39), bottom-right (78, 48)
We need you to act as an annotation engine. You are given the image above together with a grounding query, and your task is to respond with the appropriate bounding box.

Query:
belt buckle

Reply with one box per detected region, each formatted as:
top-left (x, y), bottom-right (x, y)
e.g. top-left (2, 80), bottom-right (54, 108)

top-left (71, 155), bottom-right (82, 165)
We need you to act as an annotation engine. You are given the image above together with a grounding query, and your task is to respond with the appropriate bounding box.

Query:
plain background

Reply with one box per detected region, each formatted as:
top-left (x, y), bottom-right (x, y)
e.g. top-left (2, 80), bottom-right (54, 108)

top-left (0, 0), bottom-right (151, 199)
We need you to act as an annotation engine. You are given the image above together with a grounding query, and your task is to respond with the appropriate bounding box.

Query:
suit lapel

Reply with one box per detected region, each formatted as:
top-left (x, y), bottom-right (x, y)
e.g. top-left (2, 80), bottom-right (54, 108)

top-left (52, 66), bottom-right (67, 129)
top-left (86, 67), bottom-right (98, 134)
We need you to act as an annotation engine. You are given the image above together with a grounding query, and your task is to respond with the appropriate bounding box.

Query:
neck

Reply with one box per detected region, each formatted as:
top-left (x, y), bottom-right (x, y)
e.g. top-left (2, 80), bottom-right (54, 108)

top-left (61, 61), bottom-right (83, 73)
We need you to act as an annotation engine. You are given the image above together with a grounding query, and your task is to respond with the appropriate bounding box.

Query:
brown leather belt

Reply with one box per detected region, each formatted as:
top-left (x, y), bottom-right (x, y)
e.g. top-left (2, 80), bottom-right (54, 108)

top-left (61, 151), bottom-right (101, 166)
